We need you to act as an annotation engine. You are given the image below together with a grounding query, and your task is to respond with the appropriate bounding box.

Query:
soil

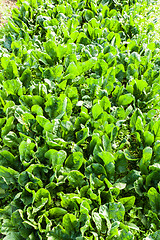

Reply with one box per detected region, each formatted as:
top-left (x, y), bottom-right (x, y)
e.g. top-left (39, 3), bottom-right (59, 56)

top-left (0, 0), bottom-right (17, 27)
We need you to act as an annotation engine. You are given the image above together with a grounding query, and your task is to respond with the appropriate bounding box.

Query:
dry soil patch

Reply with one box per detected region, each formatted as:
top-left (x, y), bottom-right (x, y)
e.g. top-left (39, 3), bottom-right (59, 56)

top-left (0, 0), bottom-right (17, 27)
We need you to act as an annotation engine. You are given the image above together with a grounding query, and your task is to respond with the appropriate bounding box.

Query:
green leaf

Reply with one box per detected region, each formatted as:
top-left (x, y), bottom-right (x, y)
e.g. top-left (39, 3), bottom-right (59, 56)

top-left (146, 170), bottom-right (160, 189)
top-left (44, 40), bottom-right (57, 60)
top-left (108, 222), bottom-right (119, 239)
top-left (100, 96), bottom-right (111, 111)
top-left (1, 116), bottom-right (14, 138)
top-left (1, 56), bottom-right (10, 69)
top-left (101, 5), bottom-right (109, 18)
top-left (78, 57), bottom-right (97, 74)
top-left (117, 229), bottom-right (134, 240)
top-left (76, 32), bottom-right (91, 45)
top-left (135, 116), bottom-right (143, 131)
top-left (144, 131), bottom-right (154, 146)
top-left (0, 150), bottom-right (15, 168)
top-left (31, 105), bottom-right (43, 115)
top-left (92, 212), bottom-right (102, 233)
top-left (36, 115), bottom-right (53, 131)
top-left (45, 149), bottom-right (67, 169)
top-left (135, 79), bottom-right (148, 92)
top-left (3, 60), bottom-right (18, 79)
top-left (47, 225), bottom-right (70, 240)
top-left (57, 44), bottom-right (67, 60)
top-left (32, 49), bottom-right (52, 65)
top-left (66, 87), bottom-right (79, 105)
top-left (59, 80), bottom-right (67, 90)
top-left (3, 232), bottom-right (23, 240)
top-left (0, 166), bottom-right (19, 185)
top-left (83, 10), bottom-right (94, 22)
top-left (85, 163), bottom-right (106, 179)
top-left (18, 170), bottom-right (42, 188)
top-left (98, 151), bottom-right (115, 180)
top-left (118, 94), bottom-right (134, 106)
top-left (102, 134), bottom-right (112, 152)
top-left (3, 131), bottom-right (20, 148)
top-left (33, 188), bottom-right (52, 206)
top-left (62, 213), bottom-right (79, 236)
top-left (65, 152), bottom-right (85, 170)
top-left (3, 79), bottom-right (22, 96)
top-left (123, 149), bottom-right (138, 161)
top-left (99, 205), bottom-right (111, 231)
top-left (0, 118), bottom-right (6, 128)
top-left (20, 95), bottom-right (44, 108)
top-left (49, 208), bottom-right (68, 218)
top-left (139, 147), bottom-right (152, 174)
top-left (68, 170), bottom-right (85, 188)
top-left (38, 214), bottom-right (52, 233)
top-left (148, 187), bottom-right (160, 214)
top-left (76, 127), bottom-right (89, 145)
top-left (92, 104), bottom-right (103, 120)
top-left (20, 68), bottom-right (32, 88)
top-left (65, 62), bottom-right (79, 79)
top-left (153, 120), bottom-right (160, 141)
top-left (45, 94), bottom-right (72, 119)
top-left (19, 139), bottom-right (35, 166)
top-left (126, 64), bottom-right (138, 79)
top-left (118, 196), bottom-right (135, 211)
top-left (11, 209), bottom-right (32, 238)
top-left (115, 64), bottom-right (125, 81)
top-left (107, 202), bottom-right (125, 222)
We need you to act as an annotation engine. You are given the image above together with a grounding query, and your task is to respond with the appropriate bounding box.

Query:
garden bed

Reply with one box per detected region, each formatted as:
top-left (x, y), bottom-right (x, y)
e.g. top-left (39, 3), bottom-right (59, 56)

top-left (0, 0), bottom-right (160, 239)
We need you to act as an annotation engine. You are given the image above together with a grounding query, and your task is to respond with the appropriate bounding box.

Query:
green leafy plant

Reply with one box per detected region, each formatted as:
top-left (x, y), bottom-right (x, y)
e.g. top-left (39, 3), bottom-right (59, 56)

top-left (0, 0), bottom-right (160, 239)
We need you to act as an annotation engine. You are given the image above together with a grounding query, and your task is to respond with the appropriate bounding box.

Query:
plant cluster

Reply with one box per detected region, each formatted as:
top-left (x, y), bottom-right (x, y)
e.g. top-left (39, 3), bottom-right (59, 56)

top-left (0, 0), bottom-right (160, 239)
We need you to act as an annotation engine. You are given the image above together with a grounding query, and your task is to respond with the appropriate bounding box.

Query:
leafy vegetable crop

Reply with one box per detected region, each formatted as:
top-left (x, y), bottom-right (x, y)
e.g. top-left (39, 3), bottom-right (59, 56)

top-left (0, 0), bottom-right (160, 239)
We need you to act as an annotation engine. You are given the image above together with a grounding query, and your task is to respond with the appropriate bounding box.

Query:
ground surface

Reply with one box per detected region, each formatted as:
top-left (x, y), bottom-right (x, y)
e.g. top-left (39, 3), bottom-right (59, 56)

top-left (0, 0), bottom-right (17, 27)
